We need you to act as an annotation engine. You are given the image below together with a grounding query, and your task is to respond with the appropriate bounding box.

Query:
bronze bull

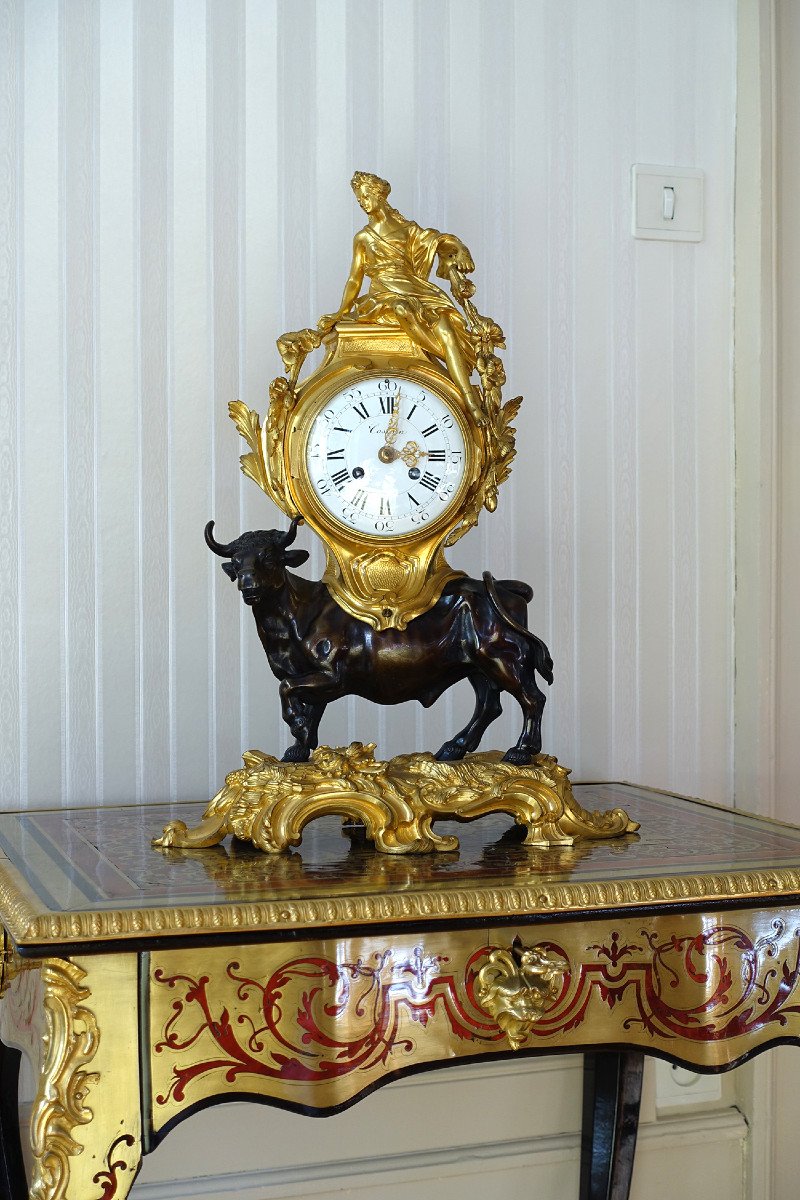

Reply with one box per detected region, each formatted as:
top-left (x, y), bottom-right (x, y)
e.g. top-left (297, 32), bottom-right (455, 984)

top-left (206, 518), bottom-right (552, 765)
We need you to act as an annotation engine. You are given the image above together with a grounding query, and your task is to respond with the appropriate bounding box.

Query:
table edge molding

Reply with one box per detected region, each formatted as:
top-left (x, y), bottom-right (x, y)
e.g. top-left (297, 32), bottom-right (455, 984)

top-left (3, 863), bottom-right (798, 946)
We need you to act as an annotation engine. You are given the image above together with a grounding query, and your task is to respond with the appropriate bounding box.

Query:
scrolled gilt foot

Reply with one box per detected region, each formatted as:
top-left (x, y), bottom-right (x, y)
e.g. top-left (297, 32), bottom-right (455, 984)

top-left (152, 768), bottom-right (250, 850)
top-left (475, 938), bottom-right (570, 1049)
top-left (152, 813), bottom-right (230, 850)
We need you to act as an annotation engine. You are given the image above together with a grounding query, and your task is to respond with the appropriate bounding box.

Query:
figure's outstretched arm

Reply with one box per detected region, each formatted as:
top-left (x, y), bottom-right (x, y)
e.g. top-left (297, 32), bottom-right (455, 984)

top-left (318, 236), bottom-right (367, 333)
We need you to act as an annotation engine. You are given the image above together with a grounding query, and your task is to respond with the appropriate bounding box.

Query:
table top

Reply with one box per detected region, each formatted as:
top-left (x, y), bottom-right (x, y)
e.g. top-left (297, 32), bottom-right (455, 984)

top-left (1, 783), bottom-right (799, 950)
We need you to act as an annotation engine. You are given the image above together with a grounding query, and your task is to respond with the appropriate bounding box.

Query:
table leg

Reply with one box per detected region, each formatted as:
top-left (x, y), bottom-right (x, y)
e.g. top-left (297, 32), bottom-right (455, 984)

top-left (25, 956), bottom-right (142, 1200)
top-left (0, 1040), bottom-right (28, 1200)
top-left (579, 1050), bottom-right (644, 1200)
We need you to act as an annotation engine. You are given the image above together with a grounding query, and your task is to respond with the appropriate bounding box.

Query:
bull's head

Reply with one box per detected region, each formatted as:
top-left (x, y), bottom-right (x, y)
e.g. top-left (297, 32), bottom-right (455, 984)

top-left (205, 518), bottom-right (309, 604)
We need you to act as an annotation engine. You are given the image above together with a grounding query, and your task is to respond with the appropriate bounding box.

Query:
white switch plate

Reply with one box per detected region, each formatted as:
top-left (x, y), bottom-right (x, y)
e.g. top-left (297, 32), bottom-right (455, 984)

top-left (632, 164), bottom-right (704, 242)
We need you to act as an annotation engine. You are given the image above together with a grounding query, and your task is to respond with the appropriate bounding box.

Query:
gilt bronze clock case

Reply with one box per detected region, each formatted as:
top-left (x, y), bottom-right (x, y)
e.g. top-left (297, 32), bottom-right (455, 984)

top-left (286, 321), bottom-right (482, 630)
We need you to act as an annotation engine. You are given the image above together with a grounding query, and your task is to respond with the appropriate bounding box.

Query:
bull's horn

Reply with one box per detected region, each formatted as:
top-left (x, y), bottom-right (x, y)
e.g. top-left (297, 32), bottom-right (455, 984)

top-left (204, 521), bottom-right (236, 557)
top-left (278, 516), bottom-right (302, 547)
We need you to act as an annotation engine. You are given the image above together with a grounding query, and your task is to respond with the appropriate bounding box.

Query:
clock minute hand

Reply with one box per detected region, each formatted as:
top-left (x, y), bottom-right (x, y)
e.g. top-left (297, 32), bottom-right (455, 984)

top-left (377, 391), bottom-right (402, 464)
top-left (384, 393), bottom-right (401, 445)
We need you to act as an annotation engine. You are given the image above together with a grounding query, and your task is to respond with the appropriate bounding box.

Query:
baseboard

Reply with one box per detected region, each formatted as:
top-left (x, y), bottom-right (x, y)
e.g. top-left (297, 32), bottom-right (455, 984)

top-left (132, 1107), bottom-right (748, 1200)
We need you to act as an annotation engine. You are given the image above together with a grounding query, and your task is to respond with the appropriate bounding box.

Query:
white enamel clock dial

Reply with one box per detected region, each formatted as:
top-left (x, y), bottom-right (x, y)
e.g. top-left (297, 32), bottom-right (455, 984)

top-left (305, 376), bottom-right (467, 538)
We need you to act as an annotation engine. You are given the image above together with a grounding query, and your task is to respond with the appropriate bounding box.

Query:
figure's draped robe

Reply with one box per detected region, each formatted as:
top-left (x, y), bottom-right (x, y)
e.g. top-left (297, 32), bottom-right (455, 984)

top-left (354, 222), bottom-right (476, 371)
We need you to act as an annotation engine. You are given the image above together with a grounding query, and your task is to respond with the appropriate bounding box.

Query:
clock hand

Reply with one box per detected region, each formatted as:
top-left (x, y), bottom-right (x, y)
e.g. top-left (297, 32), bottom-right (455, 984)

top-left (385, 391), bottom-right (401, 445)
top-left (378, 390), bottom-right (402, 463)
top-left (399, 441), bottom-right (428, 469)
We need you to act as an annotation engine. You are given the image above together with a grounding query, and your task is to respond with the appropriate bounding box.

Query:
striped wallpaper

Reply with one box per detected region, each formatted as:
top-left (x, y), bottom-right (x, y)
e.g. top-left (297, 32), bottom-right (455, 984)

top-left (0, 0), bottom-right (736, 811)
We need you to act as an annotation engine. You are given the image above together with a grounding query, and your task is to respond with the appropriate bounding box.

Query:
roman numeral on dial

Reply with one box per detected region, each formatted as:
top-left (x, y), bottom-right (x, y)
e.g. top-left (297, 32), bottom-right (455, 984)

top-left (419, 472), bottom-right (441, 491)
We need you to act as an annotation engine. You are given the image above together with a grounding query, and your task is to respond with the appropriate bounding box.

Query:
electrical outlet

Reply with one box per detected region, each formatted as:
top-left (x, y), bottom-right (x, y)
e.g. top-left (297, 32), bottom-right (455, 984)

top-left (654, 1059), bottom-right (722, 1112)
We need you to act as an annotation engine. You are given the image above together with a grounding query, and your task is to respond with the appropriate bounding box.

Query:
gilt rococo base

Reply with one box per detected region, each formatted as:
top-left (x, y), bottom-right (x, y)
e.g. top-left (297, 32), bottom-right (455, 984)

top-left (152, 743), bottom-right (639, 855)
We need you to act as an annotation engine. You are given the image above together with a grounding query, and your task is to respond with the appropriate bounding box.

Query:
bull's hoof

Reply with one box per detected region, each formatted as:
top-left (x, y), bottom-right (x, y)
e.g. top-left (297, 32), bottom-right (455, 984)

top-left (435, 740), bottom-right (468, 761)
top-left (502, 747), bottom-right (533, 766)
top-left (281, 744), bottom-right (311, 763)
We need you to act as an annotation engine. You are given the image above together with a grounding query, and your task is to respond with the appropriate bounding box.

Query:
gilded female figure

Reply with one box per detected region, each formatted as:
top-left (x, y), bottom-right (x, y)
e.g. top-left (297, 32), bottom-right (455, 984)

top-left (318, 171), bottom-right (483, 424)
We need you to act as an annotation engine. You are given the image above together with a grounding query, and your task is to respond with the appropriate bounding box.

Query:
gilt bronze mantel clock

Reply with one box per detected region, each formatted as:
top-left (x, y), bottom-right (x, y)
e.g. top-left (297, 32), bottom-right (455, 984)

top-left (155, 173), bottom-right (637, 856)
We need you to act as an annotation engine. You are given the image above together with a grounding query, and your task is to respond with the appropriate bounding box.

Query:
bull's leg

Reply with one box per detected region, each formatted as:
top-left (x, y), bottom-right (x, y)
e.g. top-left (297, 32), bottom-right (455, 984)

top-left (435, 674), bottom-right (503, 760)
top-left (281, 702), bottom-right (325, 762)
top-left (502, 684), bottom-right (545, 765)
top-left (279, 678), bottom-right (326, 762)
top-left (478, 649), bottom-right (546, 766)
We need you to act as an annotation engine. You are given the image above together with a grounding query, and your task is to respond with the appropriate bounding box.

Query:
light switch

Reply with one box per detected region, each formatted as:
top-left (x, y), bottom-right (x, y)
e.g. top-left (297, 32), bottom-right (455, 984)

top-left (662, 186), bottom-right (675, 221)
top-left (632, 164), bottom-right (704, 242)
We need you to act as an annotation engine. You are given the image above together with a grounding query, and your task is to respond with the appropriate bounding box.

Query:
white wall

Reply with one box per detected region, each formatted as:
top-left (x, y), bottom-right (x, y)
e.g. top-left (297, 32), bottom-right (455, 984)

top-left (0, 1), bottom-right (741, 1198)
top-left (0, 0), bottom-right (736, 812)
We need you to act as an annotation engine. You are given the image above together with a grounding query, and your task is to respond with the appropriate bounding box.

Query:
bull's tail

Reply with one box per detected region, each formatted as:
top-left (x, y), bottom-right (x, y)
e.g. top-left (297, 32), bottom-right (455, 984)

top-left (483, 572), bottom-right (554, 685)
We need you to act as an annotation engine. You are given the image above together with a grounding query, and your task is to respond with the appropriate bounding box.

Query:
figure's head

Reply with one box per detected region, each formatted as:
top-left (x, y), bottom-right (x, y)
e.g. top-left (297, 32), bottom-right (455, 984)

top-left (351, 171), bottom-right (390, 215)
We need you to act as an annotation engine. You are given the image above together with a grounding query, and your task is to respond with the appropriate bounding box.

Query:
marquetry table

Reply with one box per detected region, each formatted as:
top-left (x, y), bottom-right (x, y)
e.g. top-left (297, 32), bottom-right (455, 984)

top-left (2, 782), bottom-right (800, 1200)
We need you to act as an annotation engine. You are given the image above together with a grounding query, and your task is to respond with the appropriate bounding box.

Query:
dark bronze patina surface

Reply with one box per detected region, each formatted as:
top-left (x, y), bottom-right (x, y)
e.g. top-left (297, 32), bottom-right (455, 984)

top-left (205, 519), bottom-right (553, 766)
